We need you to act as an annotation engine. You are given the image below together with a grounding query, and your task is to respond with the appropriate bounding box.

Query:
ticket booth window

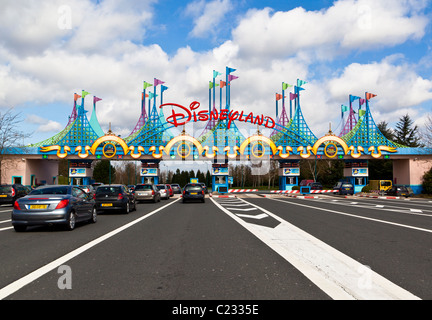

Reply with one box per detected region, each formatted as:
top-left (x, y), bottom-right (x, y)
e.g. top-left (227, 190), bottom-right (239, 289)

top-left (286, 177), bottom-right (296, 185)
top-left (355, 177), bottom-right (365, 185)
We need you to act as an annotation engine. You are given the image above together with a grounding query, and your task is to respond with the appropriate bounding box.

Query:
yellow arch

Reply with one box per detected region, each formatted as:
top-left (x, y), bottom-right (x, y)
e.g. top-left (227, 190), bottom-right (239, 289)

top-left (239, 135), bottom-right (278, 156)
top-left (90, 135), bottom-right (130, 156)
top-left (164, 135), bottom-right (204, 156)
top-left (311, 135), bottom-right (349, 155)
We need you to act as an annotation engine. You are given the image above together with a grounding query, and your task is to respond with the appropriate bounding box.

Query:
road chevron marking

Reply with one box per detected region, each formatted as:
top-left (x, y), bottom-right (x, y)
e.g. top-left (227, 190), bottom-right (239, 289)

top-left (211, 197), bottom-right (420, 300)
top-left (225, 207), bottom-right (257, 211)
top-left (235, 213), bottom-right (268, 220)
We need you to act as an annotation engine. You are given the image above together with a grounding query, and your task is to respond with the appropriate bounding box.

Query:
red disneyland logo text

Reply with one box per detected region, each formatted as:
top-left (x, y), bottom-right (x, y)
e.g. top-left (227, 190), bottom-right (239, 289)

top-left (160, 101), bottom-right (275, 129)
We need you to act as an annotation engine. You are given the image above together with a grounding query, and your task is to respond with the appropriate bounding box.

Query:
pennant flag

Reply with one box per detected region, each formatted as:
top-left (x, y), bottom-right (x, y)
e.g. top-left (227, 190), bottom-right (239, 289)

top-left (228, 74), bottom-right (239, 82)
top-left (93, 96), bottom-right (102, 104)
top-left (161, 85), bottom-right (168, 93)
top-left (82, 90), bottom-right (90, 98)
top-left (276, 93), bottom-right (283, 101)
top-left (74, 93), bottom-right (81, 102)
top-left (350, 95), bottom-right (360, 103)
top-left (359, 98), bottom-right (366, 106)
top-left (154, 78), bottom-right (165, 86)
top-left (220, 80), bottom-right (226, 88)
top-left (282, 82), bottom-right (293, 90)
top-left (296, 86), bottom-right (305, 92)
top-left (226, 67), bottom-right (236, 74)
top-left (366, 92), bottom-right (377, 100)
top-left (341, 105), bottom-right (349, 113)
top-left (148, 92), bottom-right (158, 99)
top-left (297, 79), bottom-right (307, 87)
top-left (213, 70), bottom-right (222, 78)
top-left (143, 81), bottom-right (153, 90)
top-left (209, 81), bottom-right (213, 89)
top-left (358, 109), bottom-right (366, 117)
top-left (290, 93), bottom-right (298, 100)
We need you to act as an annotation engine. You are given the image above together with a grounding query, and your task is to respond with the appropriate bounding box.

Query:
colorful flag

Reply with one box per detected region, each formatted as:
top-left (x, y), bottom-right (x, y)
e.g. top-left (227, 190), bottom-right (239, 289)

top-left (359, 98), bottom-right (366, 106)
top-left (220, 80), bottom-right (226, 88)
top-left (366, 92), bottom-right (377, 100)
top-left (297, 79), bottom-right (307, 87)
top-left (148, 92), bottom-right (158, 99)
top-left (276, 93), bottom-right (283, 101)
top-left (296, 86), bottom-right (305, 92)
top-left (143, 81), bottom-right (152, 90)
top-left (93, 96), bottom-right (102, 104)
top-left (290, 93), bottom-right (298, 100)
top-left (82, 90), bottom-right (90, 98)
top-left (161, 85), bottom-right (168, 93)
top-left (74, 93), bottom-right (81, 102)
top-left (282, 82), bottom-right (292, 90)
top-left (350, 95), bottom-right (360, 103)
top-left (341, 105), bottom-right (349, 113)
top-left (228, 74), bottom-right (239, 82)
top-left (154, 78), bottom-right (165, 86)
top-left (358, 109), bottom-right (366, 117)
top-left (226, 67), bottom-right (236, 74)
top-left (213, 70), bottom-right (222, 78)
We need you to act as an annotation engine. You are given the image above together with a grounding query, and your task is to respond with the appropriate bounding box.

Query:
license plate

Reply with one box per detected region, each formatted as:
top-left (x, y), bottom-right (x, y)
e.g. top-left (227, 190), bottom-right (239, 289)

top-left (30, 205), bottom-right (48, 209)
top-left (0, 195), bottom-right (7, 197)
top-left (101, 203), bottom-right (113, 207)
top-left (191, 192), bottom-right (198, 195)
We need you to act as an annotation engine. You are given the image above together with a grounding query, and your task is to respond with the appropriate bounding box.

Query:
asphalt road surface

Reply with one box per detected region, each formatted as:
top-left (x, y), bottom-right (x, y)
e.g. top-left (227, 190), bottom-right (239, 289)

top-left (1, 193), bottom-right (431, 305)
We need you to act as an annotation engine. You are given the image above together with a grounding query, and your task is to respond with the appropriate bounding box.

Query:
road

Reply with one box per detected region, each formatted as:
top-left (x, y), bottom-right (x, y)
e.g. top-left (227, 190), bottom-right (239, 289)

top-left (0, 192), bottom-right (431, 304)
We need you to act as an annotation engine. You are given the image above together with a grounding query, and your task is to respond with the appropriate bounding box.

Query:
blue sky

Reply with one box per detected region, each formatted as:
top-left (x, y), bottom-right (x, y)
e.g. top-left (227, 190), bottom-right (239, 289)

top-left (1, 0), bottom-right (432, 146)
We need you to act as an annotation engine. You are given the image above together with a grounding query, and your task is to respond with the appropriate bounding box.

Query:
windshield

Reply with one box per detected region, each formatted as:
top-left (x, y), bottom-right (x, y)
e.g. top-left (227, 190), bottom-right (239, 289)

top-left (96, 186), bottom-right (121, 194)
top-left (134, 185), bottom-right (153, 190)
top-left (30, 187), bottom-right (69, 195)
top-left (156, 185), bottom-right (166, 190)
top-left (185, 185), bottom-right (203, 192)
top-left (0, 186), bottom-right (12, 193)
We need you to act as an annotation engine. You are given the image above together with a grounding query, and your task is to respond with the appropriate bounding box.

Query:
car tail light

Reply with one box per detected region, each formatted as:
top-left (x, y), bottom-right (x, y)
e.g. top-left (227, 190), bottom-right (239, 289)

top-left (11, 188), bottom-right (15, 197)
top-left (13, 201), bottom-right (21, 210)
top-left (202, 190), bottom-right (205, 195)
top-left (117, 193), bottom-right (124, 200)
top-left (152, 190), bottom-right (155, 195)
top-left (93, 194), bottom-right (96, 200)
top-left (55, 199), bottom-right (69, 209)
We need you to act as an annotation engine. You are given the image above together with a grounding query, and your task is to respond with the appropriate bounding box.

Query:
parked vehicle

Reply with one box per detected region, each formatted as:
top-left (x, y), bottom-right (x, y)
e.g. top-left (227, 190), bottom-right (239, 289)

top-left (134, 184), bottom-right (161, 203)
top-left (156, 184), bottom-right (170, 199)
top-left (0, 184), bottom-right (29, 205)
top-left (11, 185), bottom-right (97, 232)
top-left (300, 179), bottom-right (314, 187)
top-left (198, 182), bottom-right (208, 194)
top-left (385, 185), bottom-right (414, 197)
top-left (369, 180), bottom-right (392, 194)
top-left (166, 184), bottom-right (174, 197)
top-left (94, 184), bottom-right (136, 214)
top-left (170, 184), bottom-right (182, 194)
top-left (182, 183), bottom-right (205, 203)
top-left (308, 182), bottom-right (323, 190)
top-left (333, 181), bottom-right (354, 195)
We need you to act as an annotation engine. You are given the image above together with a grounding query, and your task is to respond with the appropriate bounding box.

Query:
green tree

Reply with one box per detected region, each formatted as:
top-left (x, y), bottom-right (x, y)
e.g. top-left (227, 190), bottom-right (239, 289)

top-left (422, 166), bottom-right (432, 194)
top-left (377, 121), bottom-right (395, 141)
top-left (394, 114), bottom-right (422, 147)
top-left (93, 160), bottom-right (116, 184)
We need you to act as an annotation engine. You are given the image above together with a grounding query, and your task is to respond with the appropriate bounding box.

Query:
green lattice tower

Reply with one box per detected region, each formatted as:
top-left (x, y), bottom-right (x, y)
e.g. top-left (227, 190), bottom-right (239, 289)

top-left (28, 99), bottom-right (101, 147)
top-left (341, 100), bottom-right (406, 148)
top-left (271, 99), bottom-right (318, 149)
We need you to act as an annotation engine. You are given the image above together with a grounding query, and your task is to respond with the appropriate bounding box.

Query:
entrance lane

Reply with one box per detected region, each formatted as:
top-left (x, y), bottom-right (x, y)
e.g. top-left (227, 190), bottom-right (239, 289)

top-left (3, 196), bottom-right (330, 300)
top-left (243, 196), bottom-right (432, 299)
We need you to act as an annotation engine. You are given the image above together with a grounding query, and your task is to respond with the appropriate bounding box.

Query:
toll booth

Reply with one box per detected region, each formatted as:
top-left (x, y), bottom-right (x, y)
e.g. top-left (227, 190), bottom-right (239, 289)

top-left (343, 160), bottom-right (368, 193)
top-left (279, 161), bottom-right (300, 190)
top-left (69, 160), bottom-right (93, 185)
top-left (212, 163), bottom-right (229, 193)
top-left (140, 161), bottom-right (160, 184)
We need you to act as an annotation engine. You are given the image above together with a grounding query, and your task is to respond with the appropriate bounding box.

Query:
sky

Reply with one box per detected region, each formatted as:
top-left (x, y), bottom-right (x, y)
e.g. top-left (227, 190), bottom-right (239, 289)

top-left (1, 0), bottom-right (432, 147)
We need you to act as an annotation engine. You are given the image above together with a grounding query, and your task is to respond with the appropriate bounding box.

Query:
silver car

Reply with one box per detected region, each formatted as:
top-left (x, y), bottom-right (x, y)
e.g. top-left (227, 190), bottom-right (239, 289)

top-left (12, 185), bottom-right (97, 232)
top-left (155, 184), bottom-right (170, 200)
top-left (134, 184), bottom-right (160, 203)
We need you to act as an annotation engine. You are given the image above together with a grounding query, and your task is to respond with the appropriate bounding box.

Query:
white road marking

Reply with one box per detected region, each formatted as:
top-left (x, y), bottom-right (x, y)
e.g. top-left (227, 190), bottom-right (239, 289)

top-left (0, 199), bottom-right (180, 300)
top-left (235, 213), bottom-right (268, 220)
top-left (211, 197), bottom-right (420, 300)
top-left (225, 207), bottom-right (257, 211)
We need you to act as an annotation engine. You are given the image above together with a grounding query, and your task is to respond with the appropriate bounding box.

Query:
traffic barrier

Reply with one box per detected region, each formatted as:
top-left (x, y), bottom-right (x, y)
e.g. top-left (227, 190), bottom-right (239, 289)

top-left (228, 189), bottom-right (258, 192)
top-left (271, 190), bottom-right (337, 194)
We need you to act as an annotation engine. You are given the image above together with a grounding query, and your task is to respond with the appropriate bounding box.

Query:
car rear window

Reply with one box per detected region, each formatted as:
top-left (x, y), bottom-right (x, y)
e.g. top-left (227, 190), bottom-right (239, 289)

top-left (135, 185), bottom-right (153, 190)
top-left (156, 185), bottom-right (166, 190)
top-left (0, 186), bottom-right (12, 193)
top-left (30, 187), bottom-right (69, 195)
top-left (96, 186), bottom-right (121, 194)
top-left (342, 183), bottom-right (353, 188)
top-left (185, 185), bottom-right (203, 191)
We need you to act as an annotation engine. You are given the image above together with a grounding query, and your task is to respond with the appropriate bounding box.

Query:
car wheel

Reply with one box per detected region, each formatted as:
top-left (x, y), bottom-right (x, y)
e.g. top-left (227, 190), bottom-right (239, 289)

top-left (89, 207), bottom-right (97, 223)
top-left (65, 211), bottom-right (76, 231)
top-left (14, 225), bottom-right (27, 232)
top-left (123, 202), bottom-right (130, 214)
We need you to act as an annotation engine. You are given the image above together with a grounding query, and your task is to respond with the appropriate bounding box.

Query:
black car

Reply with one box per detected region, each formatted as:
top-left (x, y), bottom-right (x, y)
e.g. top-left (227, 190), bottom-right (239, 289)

top-left (170, 184), bottom-right (182, 194)
top-left (198, 182), bottom-right (209, 194)
top-left (333, 181), bottom-right (354, 195)
top-left (182, 183), bottom-right (205, 203)
top-left (0, 184), bottom-right (29, 205)
top-left (385, 185), bottom-right (414, 197)
top-left (12, 185), bottom-right (97, 232)
top-left (95, 184), bottom-right (136, 214)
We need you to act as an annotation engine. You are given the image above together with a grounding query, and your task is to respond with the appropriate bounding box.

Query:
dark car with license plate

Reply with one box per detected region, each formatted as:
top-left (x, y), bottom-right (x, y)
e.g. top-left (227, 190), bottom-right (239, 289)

top-left (182, 183), bottom-right (205, 203)
top-left (0, 184), bottom-right (29, 205)
top-left (308, 182), bottom-right (323, 190)
top-left (134, 184), bottom-right (160, 203)
top-left (333, 181), bottom-right (354, 195)
top-left (11, 185), bottom-right (97, 232)
top-left (95, 184), bottom-right (136, 214)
